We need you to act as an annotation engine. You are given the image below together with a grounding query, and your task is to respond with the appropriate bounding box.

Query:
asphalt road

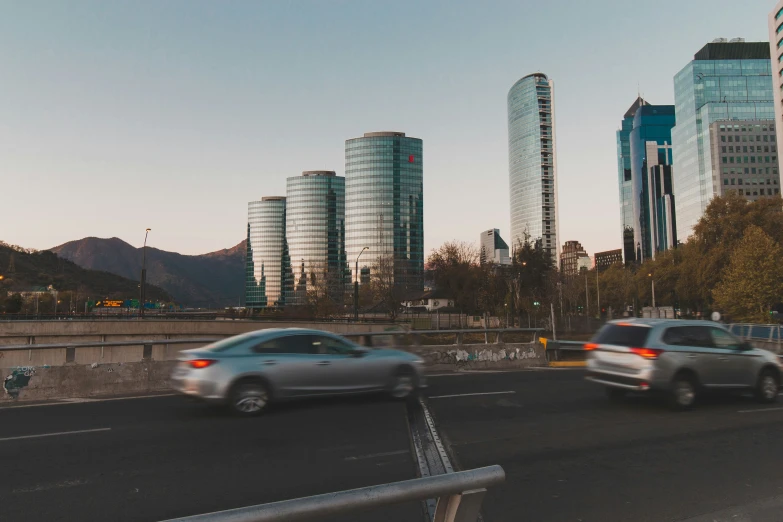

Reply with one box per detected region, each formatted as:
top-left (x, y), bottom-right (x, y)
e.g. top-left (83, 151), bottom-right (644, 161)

top-left (4, 370), bottom-right (783, 522)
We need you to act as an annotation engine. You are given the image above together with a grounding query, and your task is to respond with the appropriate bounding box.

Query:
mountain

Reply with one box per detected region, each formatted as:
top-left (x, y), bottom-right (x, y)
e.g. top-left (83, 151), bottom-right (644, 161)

top-left (50, 238), bottom-right (246, 307)
top-left (0, 242), bottom-right (171, 302)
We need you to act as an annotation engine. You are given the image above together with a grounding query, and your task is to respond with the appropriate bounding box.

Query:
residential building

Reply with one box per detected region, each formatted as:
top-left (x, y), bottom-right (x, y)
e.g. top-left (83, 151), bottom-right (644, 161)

top-left (560, 240), bottom-right (589, 277)
top-left (345, 132), bottom-right (424, 293)
top-left (245, 197), bottom-right (293, 309)
top-left (594, 249), bottom-right (623, 272)
top-left (508, 73), bottom-right (559, 261)
top-left (403, 290), bottom-right (455, 312)
top-left (286, 171), bottom-right (348, 305)
top-left (769, 2), bottom-right (783, 159)
top-left (617, 97), bottom-right (648, 264)
top-left (708, 121), bottom-right (779, 199)
top-left (480, 229), bottom-right (511, 265)
top-left (630, 104), bottom-right (677, 262)
top-left (672, 39), bottom-right (774, 240)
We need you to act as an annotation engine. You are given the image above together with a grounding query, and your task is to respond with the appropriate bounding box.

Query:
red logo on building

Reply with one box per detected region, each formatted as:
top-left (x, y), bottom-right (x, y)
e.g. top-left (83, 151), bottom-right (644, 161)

top-left (408, 155), bottom-right (415, 163)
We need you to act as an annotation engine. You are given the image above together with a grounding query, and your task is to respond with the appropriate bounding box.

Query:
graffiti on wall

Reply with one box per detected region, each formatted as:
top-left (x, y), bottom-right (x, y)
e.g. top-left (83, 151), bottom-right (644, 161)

top-left (2, 366), bottom-right (49, 399)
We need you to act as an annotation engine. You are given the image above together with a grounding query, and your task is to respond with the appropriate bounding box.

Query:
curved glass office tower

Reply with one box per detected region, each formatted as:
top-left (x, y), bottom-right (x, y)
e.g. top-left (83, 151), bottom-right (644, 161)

top-left (345, 132), bottom-right (424, 292)
top-left (245, 196), bottom-right (293, 308)
top-left (286, 171), bottom-right (348, 305)
top-left (508, 73), bottom-right (559, 261)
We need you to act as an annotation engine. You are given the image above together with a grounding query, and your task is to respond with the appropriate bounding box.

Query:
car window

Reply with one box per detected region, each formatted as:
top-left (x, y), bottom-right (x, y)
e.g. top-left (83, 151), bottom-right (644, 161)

top-left (311, 335), bottom-right (355, 356)
top-left (252, 335), bottom-right (315, 355)
top-left (591, 325), bottom-right (650, 347)
top-left (662, 326), bottom-right (712, 347)
top-left (709, 327), bottom-right (742, 350)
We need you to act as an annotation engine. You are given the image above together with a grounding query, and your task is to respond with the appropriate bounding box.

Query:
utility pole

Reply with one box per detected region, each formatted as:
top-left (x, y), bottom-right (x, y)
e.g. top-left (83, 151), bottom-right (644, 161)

top-left (585, 271), bottom-right (589, 317)
top-left (354, 247), bottom-right (368, 321)
top-left (596, 267), bottom-right (600, 318)
top-left (140, 228), bottom-right (151, 318)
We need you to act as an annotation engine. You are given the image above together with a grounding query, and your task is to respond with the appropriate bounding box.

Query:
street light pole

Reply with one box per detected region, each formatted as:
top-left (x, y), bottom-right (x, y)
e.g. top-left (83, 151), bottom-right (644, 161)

top-left (649, 273), bottom-right (656, 308)
top-left (140, 228), bottom-right (151, 318)
top-left (354, 247), bottom-right (368, 321)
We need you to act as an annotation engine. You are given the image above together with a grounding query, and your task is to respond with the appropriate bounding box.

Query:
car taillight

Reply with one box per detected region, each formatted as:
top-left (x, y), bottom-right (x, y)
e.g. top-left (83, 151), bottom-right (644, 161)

top-left (630, 347), bottom-right (664, 359)
top-left (584, 343), bottom-right (598, 351)
top-left (189, 359), bottom-right (217, 369)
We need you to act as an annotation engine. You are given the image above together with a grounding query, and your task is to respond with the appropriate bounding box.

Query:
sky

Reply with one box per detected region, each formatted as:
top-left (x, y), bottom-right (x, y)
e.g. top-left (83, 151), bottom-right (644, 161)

top-left (0, 0), bottom-right (775, 256)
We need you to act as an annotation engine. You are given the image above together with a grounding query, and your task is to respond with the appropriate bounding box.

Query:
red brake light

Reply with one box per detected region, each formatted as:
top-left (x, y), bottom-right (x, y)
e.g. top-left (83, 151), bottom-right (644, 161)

top-left (584, 343), bottom-right (598, 351)
top-left (630, 347), bottom-right (664, 359)
top-left (189, 359), bottom-right (217, 369)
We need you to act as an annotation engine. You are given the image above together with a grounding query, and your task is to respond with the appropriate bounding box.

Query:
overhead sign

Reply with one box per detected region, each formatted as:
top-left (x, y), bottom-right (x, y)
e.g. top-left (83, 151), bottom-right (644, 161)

top-left (95, 300), bottom-right (124, 308)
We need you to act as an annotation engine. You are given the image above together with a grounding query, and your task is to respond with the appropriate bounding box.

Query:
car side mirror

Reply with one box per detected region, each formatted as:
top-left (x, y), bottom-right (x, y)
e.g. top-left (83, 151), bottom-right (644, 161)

top-left (351, 348), bottom-right (368, 358)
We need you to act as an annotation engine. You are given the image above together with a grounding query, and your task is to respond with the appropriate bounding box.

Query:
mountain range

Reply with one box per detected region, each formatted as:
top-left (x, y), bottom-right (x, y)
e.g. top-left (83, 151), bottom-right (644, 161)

top-left (51, 238), bottom-right (246, 307)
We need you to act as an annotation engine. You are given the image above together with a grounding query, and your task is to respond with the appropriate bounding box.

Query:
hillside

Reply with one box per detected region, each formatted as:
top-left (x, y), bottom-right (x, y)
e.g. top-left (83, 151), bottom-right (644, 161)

top-left (51, 238), bottom-right (246, 307)
top-left (0, 242), bottom-right (170, 301)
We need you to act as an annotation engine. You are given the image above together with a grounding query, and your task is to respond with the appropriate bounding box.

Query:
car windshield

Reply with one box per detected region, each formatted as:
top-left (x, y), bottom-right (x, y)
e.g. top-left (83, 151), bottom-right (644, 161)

top-left (592, 324), bottom-right (651, 347)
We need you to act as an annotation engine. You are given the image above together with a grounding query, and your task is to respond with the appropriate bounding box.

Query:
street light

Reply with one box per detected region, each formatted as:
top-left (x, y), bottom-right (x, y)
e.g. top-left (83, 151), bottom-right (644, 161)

top-left (140, 228), bottom-right (151, 318)
top-left (648, 273), bottom-right (656, 308)
top-left (354, 247), bottom-right (368, 321)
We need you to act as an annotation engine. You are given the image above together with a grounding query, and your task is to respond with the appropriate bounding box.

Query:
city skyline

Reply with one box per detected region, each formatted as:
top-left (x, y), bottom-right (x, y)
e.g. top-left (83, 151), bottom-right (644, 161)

top-left (1, 1), bottom-right (774, 258)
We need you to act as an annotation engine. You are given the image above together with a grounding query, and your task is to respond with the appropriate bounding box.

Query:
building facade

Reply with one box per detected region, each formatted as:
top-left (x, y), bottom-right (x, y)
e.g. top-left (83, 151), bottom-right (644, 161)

top-left (480, 229), bottom-right (511, 265)
top-left (285, 171), bottom-right (348, 305)
top-left (617, 97), bottom-right (648, 265)
top-left (672, 40), bottom-right (774, 240)
top-left (594, 249), bottom-right (623, 272)
top-left (630, 104), bottom-right (677, 262)
top-left (245, 197), bottom-right (293, 309)
top-left (769, 2), bottom-right (783, 161)
top-left (560, 240), bottom-right (589, 277)
top-left (508, 73), bottom-right (559, 261)
top-left (345, 132), bottom-right (424, 292)
top-left (708, 121), bottom-right (780, 200)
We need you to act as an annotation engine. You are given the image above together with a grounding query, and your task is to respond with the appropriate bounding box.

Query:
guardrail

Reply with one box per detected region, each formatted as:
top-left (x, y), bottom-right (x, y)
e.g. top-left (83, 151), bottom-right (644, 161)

top-left (345, 328), bottom-right (543, 347)
top-left (542, 339), bottom-right (588, 367)
top-left (161, 465), bottom-right (505, 522)
top-left (729, 323), bottom-right (782, 344)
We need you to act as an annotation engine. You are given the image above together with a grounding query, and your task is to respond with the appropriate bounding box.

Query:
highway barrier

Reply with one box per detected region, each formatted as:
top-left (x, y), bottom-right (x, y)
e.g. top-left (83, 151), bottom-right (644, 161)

top-left (542, 338), bottom-right (589, 367)
top-left (160, 465), bottom-right (505, 522)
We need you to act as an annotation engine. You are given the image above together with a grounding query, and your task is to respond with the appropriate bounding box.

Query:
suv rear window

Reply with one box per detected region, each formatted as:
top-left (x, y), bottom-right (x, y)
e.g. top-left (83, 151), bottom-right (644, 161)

top-left (591, 324), bottom-right (651, 347)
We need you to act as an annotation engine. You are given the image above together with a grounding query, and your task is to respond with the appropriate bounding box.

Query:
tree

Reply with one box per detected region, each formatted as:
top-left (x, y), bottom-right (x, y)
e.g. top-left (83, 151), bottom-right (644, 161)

top-left (370, 255), bottom-right (406, 319)
top-left (427, 241), bottom-right (482, 314)
top-left (598, 263), bottom-right (634, 315)
top-left (712, 225), bottom-right (783, 323)
top-left (3, 293), bottom-right (22, 314)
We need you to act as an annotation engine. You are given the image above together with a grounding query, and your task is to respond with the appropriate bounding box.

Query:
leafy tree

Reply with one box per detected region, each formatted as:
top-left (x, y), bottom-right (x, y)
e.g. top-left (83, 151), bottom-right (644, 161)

top-left (370, 254), bottom-right (406, 319)
top-left (427, 241), bottom-right (481, 314)
top-left (3, 293), bottom-right (22, 314)
top-left (712, 225), bottom-right (783, 323)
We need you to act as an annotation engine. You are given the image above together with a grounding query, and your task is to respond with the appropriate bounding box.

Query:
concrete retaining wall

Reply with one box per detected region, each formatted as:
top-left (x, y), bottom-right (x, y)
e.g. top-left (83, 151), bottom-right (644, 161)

top-left (0, 341), bottom-right (545, 402)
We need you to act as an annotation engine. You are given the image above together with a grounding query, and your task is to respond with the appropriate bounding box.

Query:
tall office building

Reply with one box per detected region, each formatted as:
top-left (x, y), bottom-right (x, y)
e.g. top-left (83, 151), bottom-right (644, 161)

top-left (672, 39), bottom-right (774, 240)
top-left (245, 197), bottom-right (293, 309)
top-left (630, 104), bottom-right (677, 262)
top-left (617, 97), bottom-right (648, 264)
top-left (345, 132), bottom-right (424, 292)
top-left (479, 229), bottom-right (511, 265)
top-left (708, 121), bottom-right (779, 199)
top-left (286, 171), bottom-right (348, 305)
top-left (508, 73), bottom-right (559, 261)
top-left (560, 240), bottom-right (589, 277)
top-left (594, 249), bottom-right (623, 272)
top-left (769, 2), bottom-right (783, 159)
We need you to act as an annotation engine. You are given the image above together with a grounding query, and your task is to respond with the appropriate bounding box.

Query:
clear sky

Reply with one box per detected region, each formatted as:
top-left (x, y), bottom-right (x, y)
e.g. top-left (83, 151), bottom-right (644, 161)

top-left (0, 0), bottom-right (774, 256)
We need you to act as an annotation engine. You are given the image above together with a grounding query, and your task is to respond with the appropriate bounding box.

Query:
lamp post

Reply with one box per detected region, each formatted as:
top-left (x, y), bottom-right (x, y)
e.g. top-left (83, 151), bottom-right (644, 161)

top-left (648, 273), bottom-right (656, 308)
top-left (354, 247), bottom-right (368, 321)
top-left (140, 228), bottom-right (151, 318)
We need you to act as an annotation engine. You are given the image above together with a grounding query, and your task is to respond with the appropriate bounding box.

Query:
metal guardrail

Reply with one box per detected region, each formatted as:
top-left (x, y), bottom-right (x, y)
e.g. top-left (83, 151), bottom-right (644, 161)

top-left (161, 465), bottom-right (505, 522)
top-left (344, 328), bottom-right (543, 347)
top-left (542, 339), bottom-right (588, 363)
top-left (0, 338), bottom-right (219, 363)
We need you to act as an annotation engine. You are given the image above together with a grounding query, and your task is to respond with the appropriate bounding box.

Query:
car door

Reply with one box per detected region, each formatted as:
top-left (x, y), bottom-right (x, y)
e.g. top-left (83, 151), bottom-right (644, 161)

top-left (662, 326), bottom-right (724, 386)
top-left (707, 327), bottom-right (756, 387)
top-left (309, 335), bottom-right (378, 392)
top-left (250, 334), bottom-right (324, 397)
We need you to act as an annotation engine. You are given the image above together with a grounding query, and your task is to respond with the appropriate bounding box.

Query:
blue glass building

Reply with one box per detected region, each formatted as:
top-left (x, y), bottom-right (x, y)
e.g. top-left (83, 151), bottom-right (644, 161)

top-left (508, 73), bottom-right (558, 260)
top-left (617, 97), bottom-right (648, 264)
top-left (245, 197), bottom-right (293, 309)
top-left (345, 132), bottom-right (424, 293)
top-left (672, 40), bottom-right (774, 240)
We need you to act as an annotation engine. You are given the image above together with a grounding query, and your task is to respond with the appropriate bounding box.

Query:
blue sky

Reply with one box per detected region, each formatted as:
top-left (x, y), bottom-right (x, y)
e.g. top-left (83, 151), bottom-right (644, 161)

top-left (0, 0), bottom-right (774, 256)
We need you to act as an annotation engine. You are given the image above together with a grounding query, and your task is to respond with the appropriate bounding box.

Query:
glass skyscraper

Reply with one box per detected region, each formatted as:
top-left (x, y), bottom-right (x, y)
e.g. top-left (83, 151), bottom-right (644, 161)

top-left (245, 196), bottom-right (293, 309)
top-left (768, 3), bottom-right (783, 165)
top-left (345, 132), bottom-right (424, 292)
top-left (286, 171), bottom-right (348, 305)
top-left (617, 97), bottom-right (648, 264)
top-left (672, 40), bottom-right (774, 240)
top-left (508, 73), bottom-right (559, 260)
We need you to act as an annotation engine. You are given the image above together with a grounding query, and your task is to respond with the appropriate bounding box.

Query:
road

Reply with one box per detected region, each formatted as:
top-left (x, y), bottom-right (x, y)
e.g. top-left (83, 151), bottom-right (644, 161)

top-left (3, 370), bottom-right (783, 521)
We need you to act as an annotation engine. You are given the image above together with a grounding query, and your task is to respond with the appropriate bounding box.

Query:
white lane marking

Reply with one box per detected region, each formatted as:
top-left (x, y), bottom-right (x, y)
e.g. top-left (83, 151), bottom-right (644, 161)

top-left (428, 391), bottom-right (516, 399)
top-left (738, 406), bottom-right (783, 414)
top-left (13, 478), bottom-right (88, 494)
top-left (0, 393), bottom-right (176, 410)
top-left (0, 427), bottom-right (111, 442)
top-left (345, 449), bottom-right (409, 461)
top-left (427, 367), bottom-right (581, 377)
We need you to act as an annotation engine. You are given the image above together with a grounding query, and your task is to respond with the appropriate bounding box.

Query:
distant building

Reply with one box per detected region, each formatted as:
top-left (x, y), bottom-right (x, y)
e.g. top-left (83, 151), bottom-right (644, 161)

top-left (480, 229), bottom-right (511, 265)
top-left (617, 97), bottom-right (648, 264)
top-left (594, 249), bottom-right (623, 272)
top-left (769, 2), bottom-right (783, 162)
top-left (560, 240), bottom-right (589, 276)
top-left (403, 290), bottom-right (455, 312)
top-left (245, 197), bottom-right (293, 309)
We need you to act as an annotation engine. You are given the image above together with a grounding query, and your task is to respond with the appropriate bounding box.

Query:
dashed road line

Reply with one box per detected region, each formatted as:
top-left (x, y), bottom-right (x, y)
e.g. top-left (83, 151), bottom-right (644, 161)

top-left (0, 427), bottom-right (111, 442)
top-left (429, 391), bottom-right (516, 399)
top-left (345, 449), bottom-right (409, 461)
top-left (738, 407), bottom-right (783, 414)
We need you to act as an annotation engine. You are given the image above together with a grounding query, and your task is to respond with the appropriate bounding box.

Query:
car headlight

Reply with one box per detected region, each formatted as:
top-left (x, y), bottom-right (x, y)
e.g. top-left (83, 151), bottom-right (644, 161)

top-left (413, 359), bottom-right (425, 364)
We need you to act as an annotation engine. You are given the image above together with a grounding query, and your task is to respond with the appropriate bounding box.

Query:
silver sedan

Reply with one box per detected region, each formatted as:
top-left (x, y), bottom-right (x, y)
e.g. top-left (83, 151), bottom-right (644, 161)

top-left (170, 328), bottom-right (426, 416)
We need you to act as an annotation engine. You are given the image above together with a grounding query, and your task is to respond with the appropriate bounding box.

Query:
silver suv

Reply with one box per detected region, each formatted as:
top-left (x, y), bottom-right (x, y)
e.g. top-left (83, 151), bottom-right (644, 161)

top-left (586, 319), bottom-right (782, 409)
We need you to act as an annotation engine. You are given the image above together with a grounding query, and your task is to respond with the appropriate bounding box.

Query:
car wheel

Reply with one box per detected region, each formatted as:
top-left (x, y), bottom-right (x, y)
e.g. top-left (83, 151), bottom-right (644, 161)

top-left (389, 368), bottom-right (416, 399)
top-left (605, 387), bottom-right (627, 401)
top-left (755, 369), bottom-right (779, 404)
top-left (669, 373), bottom-right (697, 411)
top-left (229, 380), bottom-right (270, 417)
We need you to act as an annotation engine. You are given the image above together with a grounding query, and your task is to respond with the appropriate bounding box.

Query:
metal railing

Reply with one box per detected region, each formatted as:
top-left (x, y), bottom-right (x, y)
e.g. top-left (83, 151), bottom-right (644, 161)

top-left (542, 339), bottom-right (588, 363)
top-left (344, 328), bottom-right (543, 347)
top-left (161, 465), bottom-right (505, 522)
top-left (0, 338), bottom-right (219, 363)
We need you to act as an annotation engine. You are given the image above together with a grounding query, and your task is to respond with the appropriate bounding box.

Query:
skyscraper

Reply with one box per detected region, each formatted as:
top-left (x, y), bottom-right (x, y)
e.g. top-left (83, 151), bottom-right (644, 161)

top-left (617, 97), bottom-right (648, 264)
top-left (479, 229), bottom-right (511, 265)
top-left (508, 73), bottom-right (559, 261)
top-left (345, 132), bottom-right (424, 292)
top-left (768, 2), bottom-right (783, 159)
top-left (245, 197), bottom-right (293, 309)
top-left (672, 39), bottom-right (774, 240)
top-left (285, 171), bottom-right (348, 305)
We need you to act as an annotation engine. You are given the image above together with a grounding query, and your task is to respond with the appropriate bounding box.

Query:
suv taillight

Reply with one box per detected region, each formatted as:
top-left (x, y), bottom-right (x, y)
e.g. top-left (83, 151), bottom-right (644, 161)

top-left (584, 343), bottom-right (598, 351)
top-left (189, 359), bottom-right (217, 369)
top-left (630, 347), bottom-right (664, 360)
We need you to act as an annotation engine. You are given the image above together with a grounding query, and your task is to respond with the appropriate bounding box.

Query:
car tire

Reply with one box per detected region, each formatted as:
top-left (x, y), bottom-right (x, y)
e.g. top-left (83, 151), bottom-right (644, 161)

top-left (605, 387), bottom-right (627, 401)
top-left (229, 380), bottom-right (271, 417)
top-left (754, 369), bottom-right (779, 404)
top-left (669, 373), bottom-right (697, 411)
top-left (389, 367), bottom-right (416, 400)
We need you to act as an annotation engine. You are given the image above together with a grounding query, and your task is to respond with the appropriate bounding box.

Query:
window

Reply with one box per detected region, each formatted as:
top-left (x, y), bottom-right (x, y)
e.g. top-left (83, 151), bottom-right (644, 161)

top-left (739, 189), bottom-right (744, 195)
top-left (737, 178), bottom-right (742, 185)
top-left (721, 146), bottom-right (727, 153)
top-left (723, 178), bottom-right (728, 186)
top-left (731, 178), bottom-right (736, 185)
top-left (663, 326), bottom-right (711, 347)
top-left (743, 146), bottom-right (748, 153)
top-left (592, 325), bottom-right (650, 347)
top-left (253, 335), bottom-right (315, 354)
top-left (310, 335), bottom-right (357, 356)
top-left (728, 136), bottom-right (734, 143)
top-left (709, 328), bottom-right (741, 350)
